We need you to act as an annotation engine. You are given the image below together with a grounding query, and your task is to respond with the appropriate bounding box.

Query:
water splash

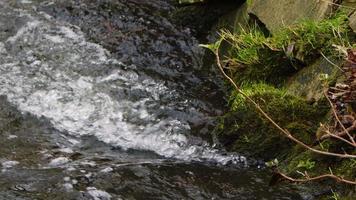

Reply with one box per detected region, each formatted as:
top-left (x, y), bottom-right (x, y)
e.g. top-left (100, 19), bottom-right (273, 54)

top-left (0, 6), bottom-right (246, 165)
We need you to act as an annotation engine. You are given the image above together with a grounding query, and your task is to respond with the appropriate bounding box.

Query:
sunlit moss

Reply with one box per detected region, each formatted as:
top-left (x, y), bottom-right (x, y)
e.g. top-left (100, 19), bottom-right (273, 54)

top-left (215, 12), bottom-right (350, 84)
top-left (214, 83), bottom-right (328, 159)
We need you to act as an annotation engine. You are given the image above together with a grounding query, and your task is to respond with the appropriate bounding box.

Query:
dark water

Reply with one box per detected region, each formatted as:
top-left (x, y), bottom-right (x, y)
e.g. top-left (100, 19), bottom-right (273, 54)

top-left (0, 0), bottom-right (309, 199)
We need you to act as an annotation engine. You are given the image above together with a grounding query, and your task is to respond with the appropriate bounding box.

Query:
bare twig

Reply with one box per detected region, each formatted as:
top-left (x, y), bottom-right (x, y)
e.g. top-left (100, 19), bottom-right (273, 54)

top-left (277, 170), bottom-right (356, 185)
top-left (320, 127), bottom-right (356, 147)
top-left (324, 90), bottom-right (356, 145)
top-left (319, 0), bottom-right (356, 11)
top-left (320, 51), bottom-right (344, 72)
top-left (329, 87), bottom-right (349, 92)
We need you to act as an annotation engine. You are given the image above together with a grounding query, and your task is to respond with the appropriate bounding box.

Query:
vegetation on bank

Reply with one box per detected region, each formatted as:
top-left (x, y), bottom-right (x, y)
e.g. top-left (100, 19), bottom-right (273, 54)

top-left (214, 83), bottom-right (328, 159)
top-left (204, 8), bottom-right (356, 197)
top-left (215, 12), bottom-right (350, 84)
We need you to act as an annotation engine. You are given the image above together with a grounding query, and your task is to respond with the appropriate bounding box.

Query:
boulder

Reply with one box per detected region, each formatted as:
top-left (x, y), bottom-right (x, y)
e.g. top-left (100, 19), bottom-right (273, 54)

top-left (248, 0), bottom-right (333, 33)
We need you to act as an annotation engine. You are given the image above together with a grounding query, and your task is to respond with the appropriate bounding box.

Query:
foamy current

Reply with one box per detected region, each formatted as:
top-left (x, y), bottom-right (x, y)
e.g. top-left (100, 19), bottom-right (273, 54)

top-left (0, 5), bottom-right (245, 165)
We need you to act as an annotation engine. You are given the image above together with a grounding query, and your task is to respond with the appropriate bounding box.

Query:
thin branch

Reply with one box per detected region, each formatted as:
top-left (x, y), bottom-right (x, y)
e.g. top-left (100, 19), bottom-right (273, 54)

top-left (214, 48), bottom-right (356, 159)
top-left (324, 90), bottom-right (356, 145)
top-left (329, 87), bottom-right (349, 92)
top-left (320, 128), bottom-right (356, 147)
top-left (277, 170), bottom-right (356, 185)
top-left (319, 51), bottom-right (343, 72)
top-left (319, 0), bottom-right (356, 11)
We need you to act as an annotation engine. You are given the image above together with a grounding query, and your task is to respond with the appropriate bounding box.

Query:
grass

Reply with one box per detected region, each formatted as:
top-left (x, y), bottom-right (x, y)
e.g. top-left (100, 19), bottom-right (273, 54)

top-left (213, 12), bottom-right (350, 84)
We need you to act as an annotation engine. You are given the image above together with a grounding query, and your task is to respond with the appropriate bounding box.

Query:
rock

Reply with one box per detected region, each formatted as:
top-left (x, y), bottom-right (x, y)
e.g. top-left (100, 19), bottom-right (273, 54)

top-left (248, 0), bottom-right (333, 33)
top-left (341, 1), bottom-right (356, 15)
top-left (287, 57), bottom-right (341, 101)
top-left (349, 12), bottom-right (356, 33)
top-left (217, 2), bottom-right (249, 32)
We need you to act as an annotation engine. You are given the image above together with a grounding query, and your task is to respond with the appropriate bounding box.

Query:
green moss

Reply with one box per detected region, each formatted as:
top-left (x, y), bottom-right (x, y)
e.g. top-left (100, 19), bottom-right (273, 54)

top-left (220, 27), bottom-right (266, 65)
top-left (277, 137), bottom-right (356, 199)
top-left (215, 12), bottom-right (350, 85)
top-left (214, 83), bottom-right (328, 159)
top-left (281, 147), bottom-right (356, 199)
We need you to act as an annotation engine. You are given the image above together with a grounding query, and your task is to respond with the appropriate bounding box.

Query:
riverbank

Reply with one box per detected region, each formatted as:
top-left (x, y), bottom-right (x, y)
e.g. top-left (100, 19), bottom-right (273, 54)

top-left (178, 0), bottom-right (356, 198)
top-left (0, 0), bottom-right (312, 199)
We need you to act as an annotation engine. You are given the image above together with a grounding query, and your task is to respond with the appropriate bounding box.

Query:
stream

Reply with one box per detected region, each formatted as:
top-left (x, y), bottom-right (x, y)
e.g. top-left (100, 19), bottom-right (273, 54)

top-left (0, 0), bottom-right (311, 199)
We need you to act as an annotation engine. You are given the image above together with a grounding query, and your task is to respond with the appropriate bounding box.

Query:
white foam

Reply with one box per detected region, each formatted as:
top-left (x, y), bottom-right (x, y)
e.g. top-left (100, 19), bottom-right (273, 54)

top-left (7, 135), bottom-right (18, 139)
top-left (100, 167), bottom-right (113, 173)
top-left (86, 187), bottom-right (112, 200)
top-left (0, 42), bottom-right (6, 54)
top-left (59, 26), bottom-right (83, 41)
top-left (58, 148), bottom-right (74, 154)
top-left (66, 166), bottom-right (76, 172)
top-left (0, 7), bottom-right (246, 165)
top-left (20, 0), bottom-right (32, 4)
top-left (63, 183), bottom-right (73, 191)
top-left (2, 160), bottom-right (19, 168)
top-left (49, 157), bottom-right (70, 166)
top-left (6, 20), bottom-right (41, 43)
top-left (80, 161), bottom-right (96, 167)
top-left (44, 34), bottom-right (65, 43)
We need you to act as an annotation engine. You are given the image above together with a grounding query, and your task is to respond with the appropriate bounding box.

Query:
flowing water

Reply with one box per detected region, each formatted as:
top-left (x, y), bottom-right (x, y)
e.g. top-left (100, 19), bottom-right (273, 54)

top-left (0, 0), bottom-right (312, 199)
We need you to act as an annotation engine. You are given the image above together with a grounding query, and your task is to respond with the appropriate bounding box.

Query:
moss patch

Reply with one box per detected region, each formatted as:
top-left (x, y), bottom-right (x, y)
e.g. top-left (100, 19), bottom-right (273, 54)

top-left (282, 142), bottom-right (356, 196)
top-left (214, 83), bottom-right (328, 160)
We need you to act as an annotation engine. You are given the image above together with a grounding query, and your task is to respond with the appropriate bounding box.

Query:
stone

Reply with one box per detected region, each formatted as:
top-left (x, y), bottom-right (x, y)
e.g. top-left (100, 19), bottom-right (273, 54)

top-left (287, 58), bottom-right (341, 101)
top-left (341, 1), bottom-right (356, 15)
top-left (248, 0), bottom-right (333, 33)
top-left (349, 12), bottom-right (356, 33)
top-left (221, 3), bottom-right (249, 32)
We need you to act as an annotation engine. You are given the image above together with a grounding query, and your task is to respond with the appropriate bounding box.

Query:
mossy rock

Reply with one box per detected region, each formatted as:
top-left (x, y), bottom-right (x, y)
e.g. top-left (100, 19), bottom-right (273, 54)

top-left (213, 13), bottom-right (350, 86)
top-left (281, 144), bottom-right (356, 198)
top-left (213, 83), bottom-right (329, 160)
top-left (287, 57), bottom-right (342, 102)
